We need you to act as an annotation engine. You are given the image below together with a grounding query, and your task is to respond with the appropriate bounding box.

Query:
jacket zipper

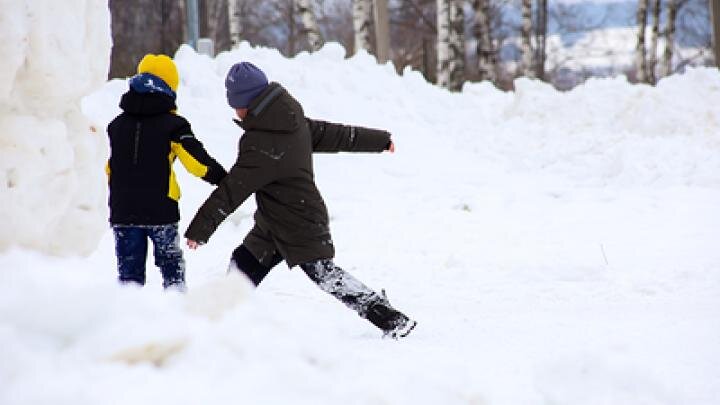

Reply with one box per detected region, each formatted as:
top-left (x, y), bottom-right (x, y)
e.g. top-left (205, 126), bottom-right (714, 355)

top-left (133, 121), bottom-right (141, 165)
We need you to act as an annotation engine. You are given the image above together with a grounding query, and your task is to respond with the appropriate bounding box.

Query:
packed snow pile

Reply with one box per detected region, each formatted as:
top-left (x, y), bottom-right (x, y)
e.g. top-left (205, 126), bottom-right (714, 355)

top-left (1, 40), bottom-right (719, 404)
top-left (0, 0), bottom-right (111, 255)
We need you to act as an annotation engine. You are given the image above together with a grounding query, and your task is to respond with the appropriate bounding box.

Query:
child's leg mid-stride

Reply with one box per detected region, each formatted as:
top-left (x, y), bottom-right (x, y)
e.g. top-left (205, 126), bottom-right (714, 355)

top-left (299, 259), bottom-right (417, 338)
top-left (229, 244), bottom-right (282, 286)
top-left (147, 224), bottom-right (186, 290)
top-left (113, 226), bottom-right (149, 286)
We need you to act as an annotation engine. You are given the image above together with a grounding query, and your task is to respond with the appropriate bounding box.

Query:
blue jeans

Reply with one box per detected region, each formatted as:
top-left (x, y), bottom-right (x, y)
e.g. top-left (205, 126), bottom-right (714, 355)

top-left (113, 224), bottom-right (185, 289)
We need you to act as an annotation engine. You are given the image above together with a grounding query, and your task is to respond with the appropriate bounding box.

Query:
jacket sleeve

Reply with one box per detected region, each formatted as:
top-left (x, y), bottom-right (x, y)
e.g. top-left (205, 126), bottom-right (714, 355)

top-left (170, 122), bottom-right (227, 185)
top-left (184, 141), bottom-right (276, 244)
top-left (306, 118), bottom-right (392, 153)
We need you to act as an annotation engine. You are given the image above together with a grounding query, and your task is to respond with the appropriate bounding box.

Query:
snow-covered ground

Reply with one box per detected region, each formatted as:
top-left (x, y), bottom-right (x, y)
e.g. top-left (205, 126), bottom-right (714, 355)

top-left (2, 38), bottom-right (720, 405)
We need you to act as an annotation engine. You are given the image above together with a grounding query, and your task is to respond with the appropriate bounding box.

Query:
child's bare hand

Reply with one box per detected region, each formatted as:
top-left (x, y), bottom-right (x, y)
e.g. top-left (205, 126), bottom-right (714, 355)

top-left (388, 141), bottom-right (395, 153)
top-left (187, 239), bottom-right (201, 250)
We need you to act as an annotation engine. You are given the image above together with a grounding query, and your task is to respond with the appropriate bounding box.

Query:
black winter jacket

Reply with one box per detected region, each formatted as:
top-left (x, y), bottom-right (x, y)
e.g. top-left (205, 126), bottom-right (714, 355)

top-left (185, 83), bottom-right (391, 267)
top-left (107, 90), bottom-right (227, 225)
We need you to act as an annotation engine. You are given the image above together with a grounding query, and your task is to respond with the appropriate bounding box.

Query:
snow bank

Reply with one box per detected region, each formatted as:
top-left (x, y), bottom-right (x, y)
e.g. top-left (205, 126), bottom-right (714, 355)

top-left (167, 42), bottom-right (720, 189)
top-left (0, 0), bottom-right (111, 255)
top-left (464, 68), bottom-right (720, 188)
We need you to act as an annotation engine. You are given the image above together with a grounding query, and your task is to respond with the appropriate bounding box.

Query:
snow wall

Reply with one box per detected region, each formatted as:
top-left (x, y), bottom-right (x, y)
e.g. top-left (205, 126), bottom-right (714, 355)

top-left (0, 0), bottom-right (112, 255)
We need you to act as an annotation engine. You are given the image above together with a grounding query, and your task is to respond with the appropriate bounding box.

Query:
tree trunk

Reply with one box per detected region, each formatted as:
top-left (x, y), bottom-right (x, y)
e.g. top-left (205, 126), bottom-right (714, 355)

top-left (647, 0), bottom-right (661, 84)
top-left (287, 0), bottom-right (298, 56)
top-left (473, 0), bottom-right (496, 83)
top-left (635, 0), bottom-right (649, 83)
top-left (437, 0), bottom-right (465, 91)
top-left (228, 0), bottom-right (242, 48)
top-left (200, 0), bottom-right (230, 53)
top-left (373, 0), bottom-right (391, 63)
top-left (352, 0), bottom-right (373, 54)
top-left (296, 0), bottom-right (324, 52)
top-left (711, 0), bottom-right (720, 67)
top-left (535, 0), bottom-right (547, 80)
top-left (661, 0), bottom-right (678, 77)
top-left (437, 0), bottom-right (451, 87)
top-left (109, 0), bottom-right (184, 79)
top-left (520, 0), bottom-right (534, 78)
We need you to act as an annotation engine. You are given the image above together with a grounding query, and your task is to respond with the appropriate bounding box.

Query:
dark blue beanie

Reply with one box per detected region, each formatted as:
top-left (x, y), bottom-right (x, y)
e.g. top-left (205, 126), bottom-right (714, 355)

top-left (225, 62), bottom-right (269, 109)
top-left (129, 72), bottom-right (177, 100)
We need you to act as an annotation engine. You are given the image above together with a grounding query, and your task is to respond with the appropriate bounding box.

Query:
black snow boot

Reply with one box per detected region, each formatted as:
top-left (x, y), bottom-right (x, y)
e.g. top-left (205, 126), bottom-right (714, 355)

top-left (365, 295), bottom-right (417, 339)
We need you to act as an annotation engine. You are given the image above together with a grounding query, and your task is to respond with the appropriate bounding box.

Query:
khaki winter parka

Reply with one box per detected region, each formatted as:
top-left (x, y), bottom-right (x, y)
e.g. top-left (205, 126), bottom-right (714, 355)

top-left (184, 83), bottom-right (391, 267)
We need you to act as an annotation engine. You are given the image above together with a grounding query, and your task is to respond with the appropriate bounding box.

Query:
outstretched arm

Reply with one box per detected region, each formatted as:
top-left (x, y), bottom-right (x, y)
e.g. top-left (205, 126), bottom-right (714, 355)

top-left (171, 123), bottom-right (227, 185)
top-left (307, 118), bottom-right (392, 153)
top-left (185, 147), bottom-right (275, 246)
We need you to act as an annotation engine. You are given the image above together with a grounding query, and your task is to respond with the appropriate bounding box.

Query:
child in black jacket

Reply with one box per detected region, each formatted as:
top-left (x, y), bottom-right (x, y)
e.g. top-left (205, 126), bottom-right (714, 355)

top-left (106, 54), bottom-right (226, 290)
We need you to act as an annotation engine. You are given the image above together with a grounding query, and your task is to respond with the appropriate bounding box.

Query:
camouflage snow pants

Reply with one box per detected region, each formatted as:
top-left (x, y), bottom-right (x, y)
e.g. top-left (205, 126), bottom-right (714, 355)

top-left (230, 245), bottom-right (380, 317)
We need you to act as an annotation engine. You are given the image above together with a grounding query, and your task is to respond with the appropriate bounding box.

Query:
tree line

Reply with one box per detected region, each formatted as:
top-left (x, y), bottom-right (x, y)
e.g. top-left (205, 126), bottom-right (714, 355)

top-left (109, 0), bottom-right (712, 91)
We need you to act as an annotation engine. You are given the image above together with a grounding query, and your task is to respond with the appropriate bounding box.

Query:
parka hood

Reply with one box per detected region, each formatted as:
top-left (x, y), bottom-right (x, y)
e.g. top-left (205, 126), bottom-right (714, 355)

top-left (119, 89), bottom-right (177, 116)
top-left (238, 83), bottom-right (302, 133)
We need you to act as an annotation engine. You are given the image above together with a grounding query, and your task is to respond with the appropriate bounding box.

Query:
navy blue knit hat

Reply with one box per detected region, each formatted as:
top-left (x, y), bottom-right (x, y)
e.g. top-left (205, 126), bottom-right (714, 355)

top-left (225, 62), bottom-right (269, 109)
top-left (129, 72), bottom-right (177, 100)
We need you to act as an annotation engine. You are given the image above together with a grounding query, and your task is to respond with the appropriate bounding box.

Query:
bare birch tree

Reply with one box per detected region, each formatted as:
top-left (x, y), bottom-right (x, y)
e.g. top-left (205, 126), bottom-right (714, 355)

top-left (661, 0), bottom-right (679, 77)
top-left (647, 0), bottom-right (661, 84)
top-left (437, 0), bottom-right (465, 91)
top-left (296, 0), bottom-right (324, 52)
top-left (352, 0), bottom-right (373, 54)
top-left (635, 0), bottom-right (650, 83)
top-left (473, 0), bottom-right (497, 83)
top-left (520, 0), bottom-right (534, 78)
top-left (228, 0), bottom-right (242, 48)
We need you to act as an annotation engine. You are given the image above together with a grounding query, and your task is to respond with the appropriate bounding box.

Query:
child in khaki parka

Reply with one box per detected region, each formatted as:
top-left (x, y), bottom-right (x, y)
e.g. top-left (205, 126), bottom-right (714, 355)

top-left (185, 62), bottom-right (415, 338)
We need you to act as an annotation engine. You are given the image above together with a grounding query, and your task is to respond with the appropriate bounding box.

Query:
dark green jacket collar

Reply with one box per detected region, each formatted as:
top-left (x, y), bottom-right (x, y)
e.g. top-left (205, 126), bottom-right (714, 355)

top-left (237, 82), bottom-right (300, 133)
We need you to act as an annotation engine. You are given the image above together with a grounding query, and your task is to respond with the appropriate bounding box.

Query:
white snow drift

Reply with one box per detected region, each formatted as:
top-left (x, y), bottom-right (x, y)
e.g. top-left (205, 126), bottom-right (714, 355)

top-left (0, 0), bottom-right (111, 255)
